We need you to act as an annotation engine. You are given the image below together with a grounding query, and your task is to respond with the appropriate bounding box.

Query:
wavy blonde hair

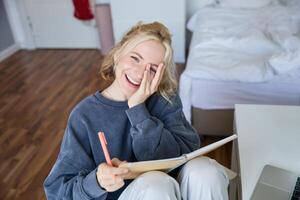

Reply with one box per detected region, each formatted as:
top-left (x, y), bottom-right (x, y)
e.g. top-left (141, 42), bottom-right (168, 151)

top-left (100, 21), bottom-right (178, 102)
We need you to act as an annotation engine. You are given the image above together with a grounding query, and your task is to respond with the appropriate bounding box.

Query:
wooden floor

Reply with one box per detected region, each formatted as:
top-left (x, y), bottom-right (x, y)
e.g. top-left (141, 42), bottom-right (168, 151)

top-left (0, 49), bottom-right (231, 199)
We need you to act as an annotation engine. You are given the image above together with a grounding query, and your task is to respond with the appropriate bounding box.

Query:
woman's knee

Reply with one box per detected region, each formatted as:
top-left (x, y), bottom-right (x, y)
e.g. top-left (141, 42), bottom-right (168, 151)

top-left (137, 171), bottom-right (174, 186)
top-left (179, 156), bottom-right (229, 187)
top-left (119, 171), bottom-right (181, 200)
top-left (134, 171), bottom-right (180, 196)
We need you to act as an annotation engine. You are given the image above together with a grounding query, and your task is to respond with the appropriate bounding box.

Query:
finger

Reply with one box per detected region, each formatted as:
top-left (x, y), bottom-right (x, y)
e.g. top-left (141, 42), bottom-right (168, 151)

top-left (118, 160), bottom-right (128, 168)
top-left (109, 167), bottom-right (128, 175)
top-left (100, 173), bottom-right (118, 180)
top-left (101, 165), bottom-right (128, 175)
top-left (140, 67), bottom-right (148, 92)
top-left (102, 170), bottom-right (129, 180)
top-left (145, 64), bottom-right (151, 94)
top-left (100, 175), bottom-right (123, 187)
top-left (120, 171), bottom-right (141, 180)
top-left (106, 180), bottom-right (125, 192)
top-left (111, 158), bottom-right (122, 167)
top-left (112, 158), bottom-right (128, 169)
top-left (150, 63), bottom-right (165, 91)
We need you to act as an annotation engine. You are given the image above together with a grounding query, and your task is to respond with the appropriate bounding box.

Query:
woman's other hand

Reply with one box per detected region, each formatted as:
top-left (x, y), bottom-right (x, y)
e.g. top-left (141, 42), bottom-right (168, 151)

top-left (128, 63), bottom-right (165, 108)
top-left (96, 158), bottom-right (129, 192)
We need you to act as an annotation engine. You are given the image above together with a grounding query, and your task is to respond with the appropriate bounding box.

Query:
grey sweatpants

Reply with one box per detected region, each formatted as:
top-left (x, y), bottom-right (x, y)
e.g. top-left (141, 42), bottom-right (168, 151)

top-left (118, 156), bottom-right (229, 200)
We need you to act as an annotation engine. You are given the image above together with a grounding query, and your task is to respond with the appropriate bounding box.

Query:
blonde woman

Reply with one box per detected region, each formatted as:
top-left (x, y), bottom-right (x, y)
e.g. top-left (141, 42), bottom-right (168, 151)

top-left (44, 22), bottom-right (229, 200)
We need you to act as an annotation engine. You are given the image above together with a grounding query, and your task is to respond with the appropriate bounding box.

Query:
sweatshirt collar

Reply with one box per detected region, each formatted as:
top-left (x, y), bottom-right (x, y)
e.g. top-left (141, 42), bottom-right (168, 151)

top-left (94, 91), bottom-right (129, 107)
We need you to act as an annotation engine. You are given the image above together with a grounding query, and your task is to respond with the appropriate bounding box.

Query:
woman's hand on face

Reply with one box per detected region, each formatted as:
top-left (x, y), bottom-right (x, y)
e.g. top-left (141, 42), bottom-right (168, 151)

top-left (128, 63), bottom-right (165, 108)
top-left (96, 158), bottom-right (129, 192)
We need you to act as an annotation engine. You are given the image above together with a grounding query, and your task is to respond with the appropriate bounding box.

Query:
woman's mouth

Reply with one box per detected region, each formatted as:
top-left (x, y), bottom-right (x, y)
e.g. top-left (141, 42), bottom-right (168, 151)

top-left (125, 74), bottom-right (140, 87)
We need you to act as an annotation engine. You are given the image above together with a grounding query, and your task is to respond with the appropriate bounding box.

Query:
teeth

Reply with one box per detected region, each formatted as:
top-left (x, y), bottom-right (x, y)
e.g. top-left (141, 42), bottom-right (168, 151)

top-left (126, 74), bottom-right (140, 85)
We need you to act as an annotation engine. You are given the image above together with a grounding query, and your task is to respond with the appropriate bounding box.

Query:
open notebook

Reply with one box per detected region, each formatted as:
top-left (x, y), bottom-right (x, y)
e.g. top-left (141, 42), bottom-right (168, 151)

top-left (120, 134), bottom-right (237, 178)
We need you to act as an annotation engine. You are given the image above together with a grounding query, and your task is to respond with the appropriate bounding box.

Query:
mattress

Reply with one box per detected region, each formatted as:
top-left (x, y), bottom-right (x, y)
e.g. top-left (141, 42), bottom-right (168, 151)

top-left (190, 69), bottom-right (300, 110)
top-left (180, 64), bottom-right (300, 122)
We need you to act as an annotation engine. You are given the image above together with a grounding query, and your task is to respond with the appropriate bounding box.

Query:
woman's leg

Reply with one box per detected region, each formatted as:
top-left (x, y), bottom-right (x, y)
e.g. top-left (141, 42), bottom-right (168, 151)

top-left (118, 171), bottom-right (181, 200)
top-left (177, 156), bottom-right (229, 200)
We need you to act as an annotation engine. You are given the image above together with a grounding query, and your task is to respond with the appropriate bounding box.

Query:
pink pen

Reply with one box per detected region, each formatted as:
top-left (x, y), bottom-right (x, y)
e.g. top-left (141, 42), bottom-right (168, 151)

top-left (98, 132), bottom-right (113, 166)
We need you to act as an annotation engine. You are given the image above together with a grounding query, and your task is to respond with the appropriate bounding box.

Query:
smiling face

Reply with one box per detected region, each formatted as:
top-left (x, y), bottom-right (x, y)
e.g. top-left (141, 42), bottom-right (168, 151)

top-left (113, 40), bottom-right (166, 99)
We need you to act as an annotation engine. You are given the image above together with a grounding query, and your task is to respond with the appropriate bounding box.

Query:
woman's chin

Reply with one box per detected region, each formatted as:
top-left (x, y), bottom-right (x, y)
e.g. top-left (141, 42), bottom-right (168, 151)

top-left (122, 80), bottom-right (139, 95)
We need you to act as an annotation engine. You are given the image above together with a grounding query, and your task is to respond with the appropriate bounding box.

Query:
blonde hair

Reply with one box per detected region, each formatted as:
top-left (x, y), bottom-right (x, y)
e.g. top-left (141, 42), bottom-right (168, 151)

top-left (100, 21), bottom-right (178, 102)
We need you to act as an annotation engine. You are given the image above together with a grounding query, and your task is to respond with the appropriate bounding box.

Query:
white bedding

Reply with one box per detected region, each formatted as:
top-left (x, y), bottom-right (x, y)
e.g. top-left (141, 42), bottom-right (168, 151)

top-left (186, 0), bottom-right (300, 82)
top-left (180, 0), bottom-right (300, 122)
top-left (180, 68), bottom-right (300, 122)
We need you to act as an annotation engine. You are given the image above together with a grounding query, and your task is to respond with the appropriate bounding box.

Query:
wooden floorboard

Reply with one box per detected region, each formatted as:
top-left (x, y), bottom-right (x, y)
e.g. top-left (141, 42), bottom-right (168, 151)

top-left (0, 49), bottom-right (230, 199)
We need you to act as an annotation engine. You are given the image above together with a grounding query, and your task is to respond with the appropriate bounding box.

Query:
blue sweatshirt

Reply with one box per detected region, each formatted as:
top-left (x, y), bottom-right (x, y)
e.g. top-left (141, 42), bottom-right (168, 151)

top-left (44, 91), bottom-right (200, 200)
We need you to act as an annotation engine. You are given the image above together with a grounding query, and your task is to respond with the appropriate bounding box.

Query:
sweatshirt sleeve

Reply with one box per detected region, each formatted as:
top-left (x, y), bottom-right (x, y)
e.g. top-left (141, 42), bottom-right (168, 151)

top-left (44, 109), bottom-right (107, 200)
top-left (125, 93), bottom-right (201, 161)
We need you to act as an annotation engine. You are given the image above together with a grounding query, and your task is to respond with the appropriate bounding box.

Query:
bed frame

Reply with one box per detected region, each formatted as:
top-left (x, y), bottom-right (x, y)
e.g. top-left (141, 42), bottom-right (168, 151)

top-left (192, 107), bottom-right (234, 136)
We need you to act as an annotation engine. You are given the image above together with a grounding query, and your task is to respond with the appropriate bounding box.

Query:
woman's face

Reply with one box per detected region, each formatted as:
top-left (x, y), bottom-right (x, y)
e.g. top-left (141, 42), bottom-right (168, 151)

top-left (114, 40), bottom-right (165, 99)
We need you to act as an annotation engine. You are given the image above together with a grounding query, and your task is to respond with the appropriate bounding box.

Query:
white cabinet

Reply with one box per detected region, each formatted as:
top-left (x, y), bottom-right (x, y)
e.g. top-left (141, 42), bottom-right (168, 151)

top-left (110, 0), bottom-right (186, 63)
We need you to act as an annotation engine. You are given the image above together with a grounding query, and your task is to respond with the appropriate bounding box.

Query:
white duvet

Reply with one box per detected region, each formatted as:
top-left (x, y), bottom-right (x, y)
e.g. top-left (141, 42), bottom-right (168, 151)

top-left (185, 0), bottom-right (300, 82)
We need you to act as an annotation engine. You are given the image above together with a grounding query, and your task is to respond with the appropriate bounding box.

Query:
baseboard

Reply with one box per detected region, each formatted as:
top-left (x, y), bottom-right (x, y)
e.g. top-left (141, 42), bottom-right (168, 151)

top-left (0, 43), bottom-right (20, 62)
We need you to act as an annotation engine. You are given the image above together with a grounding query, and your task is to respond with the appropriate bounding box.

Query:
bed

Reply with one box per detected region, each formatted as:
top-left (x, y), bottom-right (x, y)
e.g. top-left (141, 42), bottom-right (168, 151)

top-left (180, 0), bottom-right (300, 136)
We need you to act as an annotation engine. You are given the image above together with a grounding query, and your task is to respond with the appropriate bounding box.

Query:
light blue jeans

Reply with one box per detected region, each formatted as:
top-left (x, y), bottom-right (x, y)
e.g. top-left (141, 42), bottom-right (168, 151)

top-left (118, 156), bottom-right (229, 200)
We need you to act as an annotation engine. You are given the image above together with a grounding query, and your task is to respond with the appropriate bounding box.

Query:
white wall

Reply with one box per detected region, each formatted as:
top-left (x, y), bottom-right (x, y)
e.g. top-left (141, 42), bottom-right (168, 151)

top-left (186, 0), bottom-right (212, 20)
top-left (110, 0), bottom-right (186, 63)
top-left (6, 0), bottom-right (202, 50)
top-left (97, 0), bottom-right (207, 21)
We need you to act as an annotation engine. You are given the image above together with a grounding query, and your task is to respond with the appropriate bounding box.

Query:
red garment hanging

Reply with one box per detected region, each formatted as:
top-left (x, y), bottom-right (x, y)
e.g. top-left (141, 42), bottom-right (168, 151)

top-left (72, 0), bottom-right (94, 20)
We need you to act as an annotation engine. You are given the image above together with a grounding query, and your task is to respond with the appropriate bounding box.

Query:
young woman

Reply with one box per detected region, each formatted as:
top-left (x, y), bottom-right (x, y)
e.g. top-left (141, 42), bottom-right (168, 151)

top-left (44, 22), bottom-right (229, 200)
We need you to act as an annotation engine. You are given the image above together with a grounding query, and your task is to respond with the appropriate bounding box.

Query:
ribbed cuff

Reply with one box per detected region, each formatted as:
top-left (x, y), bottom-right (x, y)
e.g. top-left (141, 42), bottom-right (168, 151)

top-left (125, 103), bottom-right (151, 126)
top-left (82, 169), bottom-right (107, 198)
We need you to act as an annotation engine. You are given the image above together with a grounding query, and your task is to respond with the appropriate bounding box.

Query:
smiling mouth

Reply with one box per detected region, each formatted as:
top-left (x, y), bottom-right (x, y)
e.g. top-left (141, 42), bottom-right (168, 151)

top-left (125, 74), bottom-right (140, 87)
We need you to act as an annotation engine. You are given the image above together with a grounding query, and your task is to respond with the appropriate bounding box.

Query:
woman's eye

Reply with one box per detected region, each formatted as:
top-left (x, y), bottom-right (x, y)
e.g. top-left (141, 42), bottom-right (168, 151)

top-left (150, 67), bottom-right (157, 74)
top-left (130, 56), bottom-right (139, 63)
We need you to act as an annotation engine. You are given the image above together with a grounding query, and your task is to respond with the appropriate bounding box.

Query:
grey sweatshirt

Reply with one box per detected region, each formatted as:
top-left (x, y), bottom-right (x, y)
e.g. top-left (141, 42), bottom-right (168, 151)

top-left (44, 91), bottom-right (200, 200)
